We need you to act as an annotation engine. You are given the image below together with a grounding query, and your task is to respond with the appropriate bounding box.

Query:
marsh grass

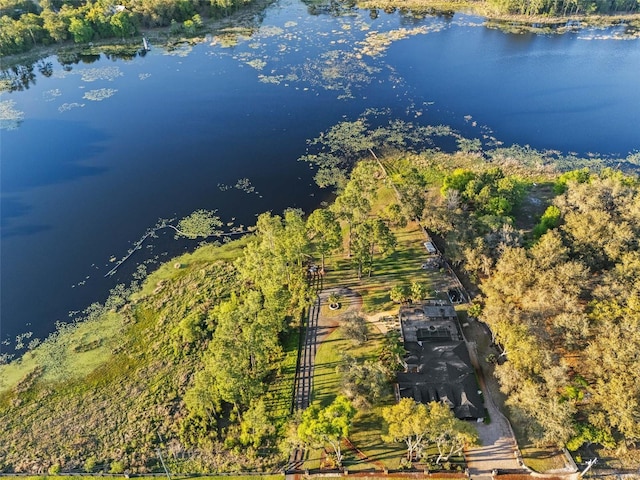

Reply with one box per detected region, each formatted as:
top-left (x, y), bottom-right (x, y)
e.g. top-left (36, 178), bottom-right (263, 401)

top-left (0, 238), bottom-right (268, 471)
top-left (132, 237), bottom-right (249, 300)
top-left (2, 239), bottom-right (252, 398)
top-left (0, 310), bottom-right (124, 395)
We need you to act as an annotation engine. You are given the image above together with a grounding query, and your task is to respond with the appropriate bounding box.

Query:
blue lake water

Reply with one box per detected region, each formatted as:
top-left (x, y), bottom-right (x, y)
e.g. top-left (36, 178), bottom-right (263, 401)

top-left (1, 0), bottom-right (639, 356)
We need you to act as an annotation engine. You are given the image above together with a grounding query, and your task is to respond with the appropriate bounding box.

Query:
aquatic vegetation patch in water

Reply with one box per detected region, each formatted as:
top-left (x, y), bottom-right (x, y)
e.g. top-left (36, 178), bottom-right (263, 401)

top-left (87, 87), bottom-right (118, 100)
top-left (14, 332), bottom-right (33, 351)
top-left (0, 100), bottom-right (25, 130)
top-left (212, 26), bottom-right (256, 48)
top-left (83, 88), bottom-right (118, 101)
top-left (209, 9), bottom-right (445, 99)
top-left (163, 43), bottom-right (194, 56)
top-left (0, 78), bottom-right (13, 92)
top-left (577, 26), bottom-right (640, 40)
top-left (294, 49), bottom-right (380, 97)
top-left (258, 73), bottom-right (286, 84)
top-left (77, 66), bottom-right (124, 82)
top-left (43, 89), bottom-right (62, 101)
top-left (258, 25), bottom-right (285, 37)
top-left (247, 58), bottom-right (268, 69)
top-left (218, 178), bottom-right (260, 195)
top-left (357, 25), bottom-right (441, 57)
top-left (235, 177), bottom-right (259, 194)
top-left (58, 102), bottom-right (85, 112)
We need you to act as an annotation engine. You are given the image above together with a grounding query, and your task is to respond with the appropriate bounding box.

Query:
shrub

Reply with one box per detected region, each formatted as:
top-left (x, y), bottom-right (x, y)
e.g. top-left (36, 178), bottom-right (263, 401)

top-left (110, 461), bottom-right (125, 474)
top-left (390, 284), bottom-right (410, 303)
top-left (84, 456), bottom-right (97, 473)
top-left (342, 314), bottom-right (368, 345)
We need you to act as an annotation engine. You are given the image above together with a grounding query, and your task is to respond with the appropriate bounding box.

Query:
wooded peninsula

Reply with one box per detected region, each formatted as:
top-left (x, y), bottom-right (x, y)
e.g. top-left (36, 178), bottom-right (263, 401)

top-left (1, 114), bottom-right (639, 475)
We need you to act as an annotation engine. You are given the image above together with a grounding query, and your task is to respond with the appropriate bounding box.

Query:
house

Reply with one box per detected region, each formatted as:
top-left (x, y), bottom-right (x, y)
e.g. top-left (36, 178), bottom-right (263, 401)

top-left (396, 302), bottom-right (484, 420)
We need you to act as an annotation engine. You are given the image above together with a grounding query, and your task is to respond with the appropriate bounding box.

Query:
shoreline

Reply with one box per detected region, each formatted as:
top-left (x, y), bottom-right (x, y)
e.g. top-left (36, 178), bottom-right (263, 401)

top-left (1, 0), bottom-right (638, 73)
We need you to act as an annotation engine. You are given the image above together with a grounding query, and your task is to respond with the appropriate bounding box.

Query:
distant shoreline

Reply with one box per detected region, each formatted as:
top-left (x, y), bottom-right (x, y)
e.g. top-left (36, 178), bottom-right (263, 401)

top-left (1, 0), bottom-right (638, 73)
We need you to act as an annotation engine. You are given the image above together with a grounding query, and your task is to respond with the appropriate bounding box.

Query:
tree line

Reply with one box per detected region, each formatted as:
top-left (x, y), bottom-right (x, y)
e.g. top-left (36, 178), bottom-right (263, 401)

top-left (474, 169), bottom-right (640, 450)
top-left (0, 0), bottom-right (253, 56)
top-left (485, 0), bottom-right (638, 17)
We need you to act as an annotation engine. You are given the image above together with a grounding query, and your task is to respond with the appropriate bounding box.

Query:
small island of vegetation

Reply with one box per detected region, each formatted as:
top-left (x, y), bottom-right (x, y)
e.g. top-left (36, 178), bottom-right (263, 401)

top-left (1, 114), bottom-right (639, 475)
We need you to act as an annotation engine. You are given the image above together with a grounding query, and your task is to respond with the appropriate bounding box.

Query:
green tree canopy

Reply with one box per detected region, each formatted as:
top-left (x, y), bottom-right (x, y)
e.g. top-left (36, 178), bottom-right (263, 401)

top-left (297, 396), bottom-right (356, 467)
top-left (306, 208), bottom-right (342, 270)
top-left (382, 398), bottom-right (478, 462)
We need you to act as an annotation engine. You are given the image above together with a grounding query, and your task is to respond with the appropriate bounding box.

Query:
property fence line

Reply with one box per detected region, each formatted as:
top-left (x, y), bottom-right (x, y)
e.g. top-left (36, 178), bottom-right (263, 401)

top-left (0, 474), bottom-right (278, 478)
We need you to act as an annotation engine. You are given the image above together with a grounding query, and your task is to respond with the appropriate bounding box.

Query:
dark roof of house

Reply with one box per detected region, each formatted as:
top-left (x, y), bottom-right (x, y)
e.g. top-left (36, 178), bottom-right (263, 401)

top-left (397, 340), bottom-right (484, 419)
top-left (397, 304), bottom-right (484, 420)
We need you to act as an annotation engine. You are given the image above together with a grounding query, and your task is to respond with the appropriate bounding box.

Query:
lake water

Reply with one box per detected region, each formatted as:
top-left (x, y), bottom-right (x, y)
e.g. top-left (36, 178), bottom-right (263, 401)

top-left (1, 0), bottom-right (639, 357)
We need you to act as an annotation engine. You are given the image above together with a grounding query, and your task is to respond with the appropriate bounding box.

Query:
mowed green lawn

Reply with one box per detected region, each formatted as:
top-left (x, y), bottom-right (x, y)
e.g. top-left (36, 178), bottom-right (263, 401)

top-left (306, 319), bottom-right (406, 471)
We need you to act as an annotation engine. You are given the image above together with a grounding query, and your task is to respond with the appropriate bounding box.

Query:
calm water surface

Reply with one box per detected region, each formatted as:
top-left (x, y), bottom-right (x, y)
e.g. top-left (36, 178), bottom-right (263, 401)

top-left (1, 0), bottom-right (639, 355)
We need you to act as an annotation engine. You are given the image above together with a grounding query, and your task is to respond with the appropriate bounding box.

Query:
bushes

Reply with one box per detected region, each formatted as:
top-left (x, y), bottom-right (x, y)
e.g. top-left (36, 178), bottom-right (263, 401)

top-left (109, 461), bottom-right (125, 474)
top-left (341, 314), bottom-right (368, 345)
top-left (532, 205), bottom-right (561, 239)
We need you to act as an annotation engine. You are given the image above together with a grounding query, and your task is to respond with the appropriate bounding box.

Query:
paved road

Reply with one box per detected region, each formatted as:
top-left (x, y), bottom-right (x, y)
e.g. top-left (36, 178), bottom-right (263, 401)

top-left (464, 333), bottom-right (524, 478)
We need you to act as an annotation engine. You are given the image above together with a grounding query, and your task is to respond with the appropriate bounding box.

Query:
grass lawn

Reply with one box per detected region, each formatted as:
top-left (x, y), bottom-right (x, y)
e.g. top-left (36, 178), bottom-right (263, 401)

top-left (345, 405), bottom-right (406, 471)
top-left (520, 446), bottom-right (569, 473)
top-left (324, 220), bottom-right (438, 315)
top-left (312, 323), bottom-right (384, 408)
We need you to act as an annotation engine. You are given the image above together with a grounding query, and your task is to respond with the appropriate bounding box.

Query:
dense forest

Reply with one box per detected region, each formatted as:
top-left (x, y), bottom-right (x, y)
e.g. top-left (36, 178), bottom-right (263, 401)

top-left (0, 0), bottom-right (253, 56)
top-left (484, 0), bottom-right (638, 16)
top-left (474, 170), bottom-right (640, 450)
top-left (418, 161), bottom-right (640, 451)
